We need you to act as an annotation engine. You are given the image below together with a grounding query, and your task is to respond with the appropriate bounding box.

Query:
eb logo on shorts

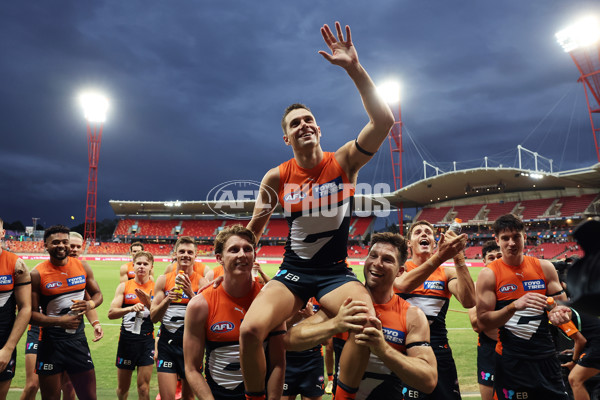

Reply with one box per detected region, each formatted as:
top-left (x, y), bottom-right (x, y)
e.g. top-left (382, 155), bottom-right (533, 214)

top-left (276, 269), bottom-right (301, 282)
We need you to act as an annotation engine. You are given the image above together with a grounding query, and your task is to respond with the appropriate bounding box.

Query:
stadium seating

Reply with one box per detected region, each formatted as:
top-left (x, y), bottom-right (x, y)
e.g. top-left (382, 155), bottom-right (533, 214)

top-left (114, 219), bottom-right (136, 236)
top-left (257, 245), bottom-right (285, 258)
top-left (464, 246), bottom-right (482, 259)
top-left (519, 198), bottom-right (556, 220)
top-left (451, 204), bottom-right (485, 222)
top-left (485, 201), bottom-right (518, 222)
top-left (350, 216), bottom-right (374, 239)
top-left (556, 194), bottom-right (598, 217)
top-left (4, 240), bottom-right (45, 253)
top-left (263, 219), bottom-right (289, 240)
top-left (180, 220), bottom-right (223, 238)
top-left (416, 206), bottom-right (452, 224)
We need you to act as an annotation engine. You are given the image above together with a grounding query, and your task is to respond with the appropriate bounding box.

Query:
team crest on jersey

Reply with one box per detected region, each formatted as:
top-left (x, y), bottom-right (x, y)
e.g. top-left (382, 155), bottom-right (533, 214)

top-left (45, 281), bottom-right (62, 289)
top-left (125, 294), bottom-right (137, 300)
top-left (0, 275), bottom-right (13, 285)
top-left (382, 327), bottom-right (406, 345)
top-left (67, 275), bottom-right (85, 286)
top-left (522, 279), bottom-right (545, 291)
top-left (312, 176), bottom-right (344, 199)
top-left (424, 281), bottom-right (445, 291)
top-left (499, 284), bottom-right (518, 293)
top-left (210, 321), bottom-right (235, 333)
top-left (284, 190), bottom-right (307, 204)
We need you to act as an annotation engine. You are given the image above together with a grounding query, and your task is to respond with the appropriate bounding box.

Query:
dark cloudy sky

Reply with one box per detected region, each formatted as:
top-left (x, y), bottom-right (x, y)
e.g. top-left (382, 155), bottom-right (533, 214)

top-left (1, 1), bottom-right (599, 228)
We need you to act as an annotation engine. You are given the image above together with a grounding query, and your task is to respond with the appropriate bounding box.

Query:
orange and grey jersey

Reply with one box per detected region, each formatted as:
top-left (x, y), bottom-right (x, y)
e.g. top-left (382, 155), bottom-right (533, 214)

top-left (202, 280), bottom-right (264, 399)
top-left (36, 258), bottom-right (87, 340)
top-left (120, 279), bottom-right (155, 338)
top-left (125, 262), bottom-right (135, 280)
top-left (0, 250), bottom-right (18, 340)
top-left (357, 295), bottom-right (410, 400)
top-left (398, 260), bottom-right (452, 351)
top-left (487, 256), bottom-right (554, 358)
top-left (160, 270), bottom-right (202, 337)
top-left (278, 152), bottom-right (355, 268)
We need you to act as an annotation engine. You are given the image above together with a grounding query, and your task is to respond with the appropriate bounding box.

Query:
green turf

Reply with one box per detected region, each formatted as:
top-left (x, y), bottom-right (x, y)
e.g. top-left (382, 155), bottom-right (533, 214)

top-left (7, 260), bottom-right (483, 399)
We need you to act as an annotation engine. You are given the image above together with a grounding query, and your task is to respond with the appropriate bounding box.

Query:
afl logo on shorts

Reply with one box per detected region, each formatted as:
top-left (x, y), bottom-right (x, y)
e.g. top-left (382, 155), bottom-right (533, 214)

top-left (45, 281), bottom-right (62, 289)
top-left (210, 321), bottom-right (235, 333)
top-left (499, 284), bottom-right (518, 293)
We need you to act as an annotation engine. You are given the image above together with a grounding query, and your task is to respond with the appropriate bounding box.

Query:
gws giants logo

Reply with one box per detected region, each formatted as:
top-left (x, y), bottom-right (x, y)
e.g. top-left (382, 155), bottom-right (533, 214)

top-left (499, 284), bottom-right (518, 293)
top-left (210, 321), bottom-right (235, 333)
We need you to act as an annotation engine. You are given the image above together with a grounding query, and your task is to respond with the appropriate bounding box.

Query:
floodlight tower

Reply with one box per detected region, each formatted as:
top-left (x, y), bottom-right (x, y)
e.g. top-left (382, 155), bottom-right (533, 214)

top-left (377, 81), bottom-right (404, 233)
top-left (79, 93), bottom-right (109, 243)
top-left (556, 16), bottom-right (600, 162)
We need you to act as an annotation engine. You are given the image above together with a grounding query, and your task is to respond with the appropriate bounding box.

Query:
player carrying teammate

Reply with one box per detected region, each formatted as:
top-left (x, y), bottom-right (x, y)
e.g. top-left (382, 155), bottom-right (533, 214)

top-left (183, 225), bottom-right (285, 399)
top-left (240, 21), bottom-right (396, 400)
top-left (109, 250), bottom-right (155, 400)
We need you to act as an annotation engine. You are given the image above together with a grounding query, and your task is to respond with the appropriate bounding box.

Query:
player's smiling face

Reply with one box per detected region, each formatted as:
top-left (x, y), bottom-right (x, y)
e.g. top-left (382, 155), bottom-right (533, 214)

top-left (409, 224), bottom-right (435, 257)
top-left (283, 108), bottom-right (321, 149)
top-left (175, 243), bottom-right (196, 270)
top-left (46, 233), bottom-right (70, 261)
top-left (364, 242), bottom-right (402, 290)
top-left (496, 229), bottom-right (524, 259)
top-left (217, 235), bottom-right (256, 277)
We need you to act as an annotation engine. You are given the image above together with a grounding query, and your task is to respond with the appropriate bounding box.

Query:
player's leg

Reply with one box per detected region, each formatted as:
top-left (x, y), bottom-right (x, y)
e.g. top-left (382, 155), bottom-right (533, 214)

top-left (20, 353), bottom-right (39, 400)
top-left (325, 338), bottom-right (334, 394)
top-left (157, 372), bottom-right (178, 400)
top-left (38, 374), bottom-right (63, 400)
top-left (136, 365), bottom-right (153, 400)
top-left (319, 281), bottom-right (375, 399)
top-left (240, 280), bottom-right (304, 394)
top-left (69, 369), bottom-right (97, 400)
top-left (180, 378), bottom-right (194, 400)
top-left (117, 368), bottom-right (134, 400)
top-left (0, 379), bottom-right (11, 399)
top-left (60, 372), bottom-right (76, 400)
top-left (569, 365), bottom-right (600, 400)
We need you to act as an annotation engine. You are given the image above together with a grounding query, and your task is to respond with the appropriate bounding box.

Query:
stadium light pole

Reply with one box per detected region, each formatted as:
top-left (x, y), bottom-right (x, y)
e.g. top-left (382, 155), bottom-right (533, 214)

top-left (79, 92), bottom-right (109, 244)
top-left (556, 16), bottom-right (600, 162)
top-left (377, 81), bottom-right (404, 234)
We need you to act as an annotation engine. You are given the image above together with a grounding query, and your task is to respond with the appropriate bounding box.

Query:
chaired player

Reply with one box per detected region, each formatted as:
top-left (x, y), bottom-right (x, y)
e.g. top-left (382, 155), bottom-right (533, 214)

top-left (394, 220), bottom-right (475, 399)
top-left (121, 242), bottom-right (154, 282)
top-left (151, 236), bottom-right (207, 400)
top-left (108, 250), bottom-right (155, 400)
top-left (284, 232), bottom-right (438, 399)
top-left (240, 21), bottom-right (396, 400)
top-left (468, 240), bottom-right (502, 400)
top-left (183, 225), bottom-right (285, 400)
top-left (30, 225), bottom-right (103, 400)
top-left (476, 214), bottom-right (570, 399)
top-left (0, 217), bottom-right (32, 398)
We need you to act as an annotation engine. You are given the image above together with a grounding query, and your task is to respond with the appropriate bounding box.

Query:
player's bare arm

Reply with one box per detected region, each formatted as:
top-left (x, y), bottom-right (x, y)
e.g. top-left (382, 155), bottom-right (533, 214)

top-left (354, 306), bottom-right (437, 393)
top-left (119, 263), bottom-right (129, 283)
top-left (247, 167), bottom-right (280, 242)
top-left (0, 258), bottom-right (31, 373)
top-left (183, 294), bottom-right (214, 399)
top-left (70, 261), bottom-right (102, 315)
top-left (394, 233), bottom-right (467, 293)
top-left (150, 275), bottom-right (171, 323)
top-left (319, 22), bottom-right (394, 180)
top-left (107, 282), bottom-right (144, 319)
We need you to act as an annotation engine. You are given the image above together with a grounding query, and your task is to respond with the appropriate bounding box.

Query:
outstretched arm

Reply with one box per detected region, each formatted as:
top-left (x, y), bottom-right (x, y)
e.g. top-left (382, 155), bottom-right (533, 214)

top-left (320, 22), bottom-right (394, 178)
top-left (183, 294), bottom-right (214, 399)
top-left (247, 168), bottom-right (280, 242)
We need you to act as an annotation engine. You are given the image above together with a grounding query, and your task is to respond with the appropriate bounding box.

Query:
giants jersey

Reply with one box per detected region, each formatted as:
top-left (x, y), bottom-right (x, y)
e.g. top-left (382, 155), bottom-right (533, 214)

top-left (358, 294), bottom-right (410, 400)
top-left (203, 281), bottom-right (264, 399)
top-left (0, 250), bottom-right (18, 340)
top-left (487, 256), bottom-right (555, 358)
top-left (125, 262), bottom-right (135, 280)
top-left (398, 261), bottom-right (452, 350)
top-left (278, 152), bottom-right (355, 268)
top-left (36, 258), bottom-right (87, 340)
top-left (160, 270), bottom-right (202, 337)
top-left (120, 279), bottom-right (155, 338)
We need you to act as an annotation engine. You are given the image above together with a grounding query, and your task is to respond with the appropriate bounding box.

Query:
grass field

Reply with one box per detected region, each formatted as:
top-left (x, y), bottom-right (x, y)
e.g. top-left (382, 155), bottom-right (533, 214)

top-left (7, 259), bottom-right (484, 399)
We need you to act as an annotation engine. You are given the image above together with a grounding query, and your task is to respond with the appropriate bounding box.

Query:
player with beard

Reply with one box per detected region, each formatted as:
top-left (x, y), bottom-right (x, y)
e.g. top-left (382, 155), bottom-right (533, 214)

top-left (394, 220), bottom-right (475, 399)
top-left (30, 225), bottom-right (103, 400)
top-left (0, 217), bottom-right (31, 398)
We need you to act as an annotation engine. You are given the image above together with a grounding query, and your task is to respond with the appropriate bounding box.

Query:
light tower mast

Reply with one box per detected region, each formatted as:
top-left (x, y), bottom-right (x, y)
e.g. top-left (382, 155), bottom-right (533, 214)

top-left (556, 16), bottom-right (600, 162)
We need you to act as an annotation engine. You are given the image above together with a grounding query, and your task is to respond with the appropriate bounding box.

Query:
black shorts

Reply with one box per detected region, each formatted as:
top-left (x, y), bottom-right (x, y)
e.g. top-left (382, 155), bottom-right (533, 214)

top-left (36, 336), bottom-right (94, 375)
top-left (272, 261), bottom-right (360, 304)
top-left (156, 335), bottom-right (185, 379)
top-left (577, 343), bottom-right (600, 370)
top-left (116, 334), bottom-right (155, 370)
top-left (24, 326), bottom-right (40, 355)
top-left (283, 349), bottom-right (324, 397)
top-left (477, 334), bottom-right (497, 387)
top-left (0, 338), bottom-right (16, 382)
top-left (402, 353), bottom-right (461, 400)
top-left (494, 354), bottom-right (569, 400)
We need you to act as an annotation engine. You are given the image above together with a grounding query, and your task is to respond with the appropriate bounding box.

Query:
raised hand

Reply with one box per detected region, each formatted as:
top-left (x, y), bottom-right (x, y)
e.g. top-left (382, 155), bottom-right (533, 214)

top-left (318, 21), bottom-right (358, 69)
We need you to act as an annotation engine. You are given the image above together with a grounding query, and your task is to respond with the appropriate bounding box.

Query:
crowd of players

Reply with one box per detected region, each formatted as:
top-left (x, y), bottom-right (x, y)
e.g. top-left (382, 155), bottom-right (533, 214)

top-left (1, 20), bottom-right (599, 400)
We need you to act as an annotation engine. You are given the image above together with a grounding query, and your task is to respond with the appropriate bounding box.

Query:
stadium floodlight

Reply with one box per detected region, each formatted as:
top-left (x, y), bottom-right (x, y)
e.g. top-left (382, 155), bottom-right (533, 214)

top-left (378, 80), bottom-right (404, 233)
top-left (79, 91), bottom-right (109, 243)
top-left (556, 16), bottom-right (600, 52)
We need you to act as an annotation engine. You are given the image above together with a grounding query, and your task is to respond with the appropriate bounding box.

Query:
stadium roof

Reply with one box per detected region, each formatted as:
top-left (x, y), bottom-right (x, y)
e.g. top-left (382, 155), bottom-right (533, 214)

top-left (109, 163), bottom-right (600, 218)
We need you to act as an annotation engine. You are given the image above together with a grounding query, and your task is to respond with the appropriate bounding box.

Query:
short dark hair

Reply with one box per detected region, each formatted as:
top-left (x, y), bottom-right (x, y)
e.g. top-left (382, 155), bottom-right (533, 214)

top-left (214, 225), bottom-right (256, 256)
top-left (44, 225), bottom-right (70, 243)
top-left (368, 232), bottom-right (409, 266)
top-left (174, 236), bottom-right (196, 252)
top-left (482, 240), bottom-right (500, 259)
top-left (492, 214), bottom-right (524, 236)
top-left (281, 103), bottom-right (312, 134)
top-left (407, 220), bottom-right (435, 238)
top-left (133, 250), bottom-right (154, 265)
top-left (130, 241), bottom-right (144, 251)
